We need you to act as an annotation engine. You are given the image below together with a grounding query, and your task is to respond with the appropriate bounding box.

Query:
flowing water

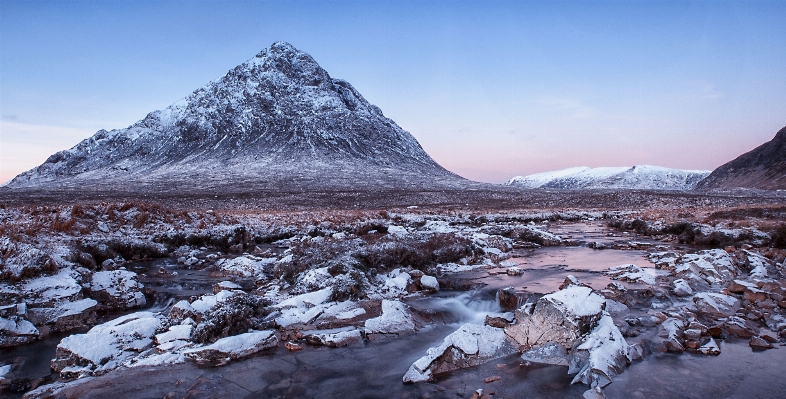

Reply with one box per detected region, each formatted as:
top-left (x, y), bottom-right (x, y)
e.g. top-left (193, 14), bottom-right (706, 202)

top-left (3, 222), bottom-right (786, 398)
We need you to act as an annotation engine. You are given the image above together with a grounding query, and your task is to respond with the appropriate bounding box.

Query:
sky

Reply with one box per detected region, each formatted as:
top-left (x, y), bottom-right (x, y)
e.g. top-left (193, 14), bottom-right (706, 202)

top-left (1, 1), bottom-right (785, 184)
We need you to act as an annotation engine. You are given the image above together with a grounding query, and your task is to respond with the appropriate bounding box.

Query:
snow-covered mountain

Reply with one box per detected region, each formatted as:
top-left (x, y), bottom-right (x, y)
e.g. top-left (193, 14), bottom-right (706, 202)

top-left (6, 42), bottom-right (464, 192)
top-left (506, 165), bottom-right (711, 190)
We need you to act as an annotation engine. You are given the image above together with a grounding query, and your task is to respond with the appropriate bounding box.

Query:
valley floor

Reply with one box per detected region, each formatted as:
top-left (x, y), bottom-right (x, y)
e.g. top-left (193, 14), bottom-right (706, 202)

top-left (0, 189), bottom-right (785, 398)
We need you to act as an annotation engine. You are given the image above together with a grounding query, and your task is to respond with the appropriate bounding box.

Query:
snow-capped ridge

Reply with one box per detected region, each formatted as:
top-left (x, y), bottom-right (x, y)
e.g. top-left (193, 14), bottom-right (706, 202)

top-left (507, 165), bottom-right (711, 191)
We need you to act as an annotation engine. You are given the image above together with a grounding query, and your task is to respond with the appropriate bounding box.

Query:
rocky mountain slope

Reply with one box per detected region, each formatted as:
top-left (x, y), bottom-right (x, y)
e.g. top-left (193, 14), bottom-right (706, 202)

top-left (506, 165), bottom-right (710, 190)
top-left (695, 126), bottom-right (786, 191)
top-left (5, 42), bottom-right (465, 192)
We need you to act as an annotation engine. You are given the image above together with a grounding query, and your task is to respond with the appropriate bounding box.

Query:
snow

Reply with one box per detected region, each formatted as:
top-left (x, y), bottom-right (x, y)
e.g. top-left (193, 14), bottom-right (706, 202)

top-left (0, 317), bottom-right (39, 336)
top-left (365, 300), bottom-right (415, 334)
top-left (0, 364), bottom-right (11, 378)
top-left (190, 290), bottom-right (237, 313)
top-left (155, 324), bottom-right (193, 345)
top-left (506, 165), bottom-right (711, 190)
top-left (275, 287), bottom-right (333, 309)
top-left (420, 275), bottom-right (439, 291)
top-left (22, 268), bottom-right (82, 304)
top-left (219, 256), bottom-right (276, 278)
top-left (544, 286), bottom-right (606, 318)
top-left (605, 264), bottom-right (658, 285)
top-left (571, 315), bottom-right (630, 388)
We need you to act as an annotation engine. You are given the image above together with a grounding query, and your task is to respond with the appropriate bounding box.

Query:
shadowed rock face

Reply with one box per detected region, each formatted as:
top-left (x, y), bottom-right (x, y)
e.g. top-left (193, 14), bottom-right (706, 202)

top-left (6, 42), bottom-right (465, 192)
top-left (696, 126), bottom-right (786, 191)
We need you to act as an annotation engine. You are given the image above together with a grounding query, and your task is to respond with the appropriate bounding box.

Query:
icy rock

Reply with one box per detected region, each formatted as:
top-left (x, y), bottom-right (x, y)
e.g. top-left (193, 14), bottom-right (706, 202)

top-left (724, 316), bottom-right (758, 338)
top-left (672, 279), bottom-right (693, 297)
top-left (420, 275), bottom-right (439, 292)
top-left (183, 330), bottom-right (278, 366)
top-left (365, 300), bottom-right (415, 335)
top-left (168, 300), bottom-right (198, 323)
top-left (559, 275), bottom-right (589, 290)
top-left (692, 293), bottom-right (740, 318)
top-left (569, 315), bottom-right (631, 388)
top-left (403, 323), bottom-right (515, 383)
top-left (155, 324), bottom-right (193, 345)
top-left (32, 298), bottom-right (98, 332)
top-left (504, 286), bottom-right (605, 351)
top-left (219, 256), bottom-right (275, 278)
top-left (213, 280), bottom-right (242, 294)
top-left (21, 268), bottom-right (82, 306)
top-left (506, 267), bottom-right (524, 276)
top-left (0, 316), bottom-right (40, 348)
top-left (749, 336), bottom-right (773, 350)
top-left (605, 264), bottom-right (656, 285)
top-left (88, 270), bottom-right (146, 310)
top-left (674, 250), bottom-right (737, 286)
top-left (304, 327), bottom-right (363, 347)
top-left (485, 312), bottom-right (515, 328)
top-left (657, 318), bottom-right (686, 353)
top-left (51, 311), bottom-right (163, 376)
top-left (697, 338), bottom-right (721, 355)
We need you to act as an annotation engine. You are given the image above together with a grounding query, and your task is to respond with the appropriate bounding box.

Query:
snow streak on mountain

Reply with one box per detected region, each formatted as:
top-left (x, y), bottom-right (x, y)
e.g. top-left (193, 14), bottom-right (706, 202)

top-left (506, 165), bottom-right (710, 191)
top-left (7, 42), bottom-right (462, 192)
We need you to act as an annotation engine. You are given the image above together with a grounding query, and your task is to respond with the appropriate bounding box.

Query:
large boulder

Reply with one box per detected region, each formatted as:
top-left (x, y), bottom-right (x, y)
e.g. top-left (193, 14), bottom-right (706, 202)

top-left (304, 327), bottom-right (363, 347)
top-left (693, 293), bottom-right (740, 318)
top-left (568, 315), bottom-right (631, 388)
top-left (504, 286), bottom-right (605, 351)
top-left (183, 330), bottom-right (278, 366)
top-left (0, 315), bottom-right (39, 348)
top-left (51, 311), bottom-right (163, 376)
top-left (88, 270), bottom-right (146, 310)
top-left (365, 300), bottom-right (415, 335)
top-left (28, 298), bottom-right (98, 333)
top-left (403, 323), bottom-right (515, 383)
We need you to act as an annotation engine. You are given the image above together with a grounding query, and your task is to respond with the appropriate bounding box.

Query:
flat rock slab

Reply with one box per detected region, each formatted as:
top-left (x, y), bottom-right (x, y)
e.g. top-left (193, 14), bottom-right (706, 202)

top-left (184, 330), bottom-right (278, 366)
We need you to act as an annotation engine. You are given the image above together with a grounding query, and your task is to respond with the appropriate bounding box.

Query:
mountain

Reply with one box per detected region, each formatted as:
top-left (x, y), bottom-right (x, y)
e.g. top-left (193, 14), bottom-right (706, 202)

top-left (695, 126), bottom-right (786, 191)
top-left (6, 42), bottom-right (464, 192)
top-left (506, 165), bottom-right (710, 190)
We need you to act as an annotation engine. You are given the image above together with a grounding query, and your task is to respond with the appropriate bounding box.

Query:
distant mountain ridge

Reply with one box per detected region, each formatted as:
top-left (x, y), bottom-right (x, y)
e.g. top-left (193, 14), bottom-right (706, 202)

top-left (6, 42), bottom-right (465, 192)
top-left (696, 126), bottom-right (786, 191)
top-left (506, 165), bottom-right (710, 190)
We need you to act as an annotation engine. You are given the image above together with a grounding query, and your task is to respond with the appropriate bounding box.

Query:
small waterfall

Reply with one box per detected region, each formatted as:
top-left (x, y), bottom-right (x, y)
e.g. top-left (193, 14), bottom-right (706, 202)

top-left (427, 291), bottom-right (501, 325)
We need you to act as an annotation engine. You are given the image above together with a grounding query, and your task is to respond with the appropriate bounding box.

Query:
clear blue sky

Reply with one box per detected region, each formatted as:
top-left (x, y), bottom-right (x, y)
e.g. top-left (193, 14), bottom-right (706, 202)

top-left (2, 0), bottom-right (785, 183)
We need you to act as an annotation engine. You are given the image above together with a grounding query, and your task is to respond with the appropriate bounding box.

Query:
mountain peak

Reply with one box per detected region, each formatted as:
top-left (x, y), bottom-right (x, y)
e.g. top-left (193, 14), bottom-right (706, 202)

top-left (6, 42), bottom-right (461, 192)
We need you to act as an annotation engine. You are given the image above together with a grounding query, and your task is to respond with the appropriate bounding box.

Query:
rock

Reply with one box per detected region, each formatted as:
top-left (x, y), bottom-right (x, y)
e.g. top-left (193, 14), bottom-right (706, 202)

top-left (0, 316), bottom-right (40, 348)
top-left (497, 287), bottom-right (519, 311)
top-left (485, 312), bottom-right (515, 328)
top-left (749, 336), bottom-right (773, 350)
top-left (504, 286), bottom-right (605, 351)
top-left (284, 341), bottom-right (302, 351)
top-left (304, 327), bottom-right (363, 347)
top-left (506, 267), bottom-right (524, 276)
top-left (657, 318), bottom-right (685, 353)
top-left (569, 315), bottom-right (631, 388)
top-left (583, 386), bottom-right (607, 399)
top-left (213, 281), bottom-right (242, 294)
top-left (724, 316), bottom-right (758, 338)
top-left (168, 300), bottom-right (198, 323)
top-left (29, 298), bottom-right (98, 333)
top-left (605, 264), bottom-right (656, 285)
top-left (672, 279), bottom-right (693, 297)
top-left (51, 312), bottom-right (163, 376)
top-left (743, 287), bottom-right (768, 303)
top-left (403, 323), bottom-right (516, 383)
top-left (420, 275), bottom-right (439, 292)
top-left (155, 324), bottom-right (192, 346)
top-left (218, 256), bottom-right (275, 278)
top-left (183, 330), bottom-right (278, 366)
top-left (559, 275), bottom-right (587, 290)
top-left (365, 300), bottom-right (415, 335)
top-left (693, 293), bottom-right (740, 318)
top-left (727, 279), bottom-right (756, 294)
top-left (483, 375), bottom-right (501, 383)
top-left (88, 270), bottom-right (146, 310)
top-left (697, 337), bottom-right (721, 355)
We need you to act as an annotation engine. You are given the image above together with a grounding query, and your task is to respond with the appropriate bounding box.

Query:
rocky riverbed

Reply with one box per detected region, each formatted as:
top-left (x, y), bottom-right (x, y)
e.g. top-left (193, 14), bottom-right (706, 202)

top-left (1, 202), bottom-right (785, 398)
